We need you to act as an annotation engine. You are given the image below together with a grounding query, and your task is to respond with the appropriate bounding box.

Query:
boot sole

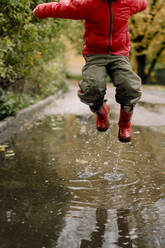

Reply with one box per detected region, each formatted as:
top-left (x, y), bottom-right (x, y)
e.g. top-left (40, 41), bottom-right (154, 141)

top-left (118, 135), bottom-right (131, 143)
top-left (97, 127), bottom-right (109, 132)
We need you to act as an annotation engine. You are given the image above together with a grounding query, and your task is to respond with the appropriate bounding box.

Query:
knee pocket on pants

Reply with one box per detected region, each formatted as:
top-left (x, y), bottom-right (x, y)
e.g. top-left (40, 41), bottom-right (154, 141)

top-left (78, 77), bottom-right (105, 104)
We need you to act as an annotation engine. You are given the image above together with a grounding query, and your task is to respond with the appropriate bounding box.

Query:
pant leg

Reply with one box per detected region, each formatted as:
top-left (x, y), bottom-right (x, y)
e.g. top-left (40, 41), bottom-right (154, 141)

top-left (78, 55), bottom-right (108, 110)
top-left (107, 55), bottom-right (142, 106)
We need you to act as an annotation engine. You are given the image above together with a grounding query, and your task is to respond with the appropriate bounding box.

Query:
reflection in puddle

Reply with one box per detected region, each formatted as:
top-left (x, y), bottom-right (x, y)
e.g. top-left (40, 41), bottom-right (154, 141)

top-left (0, 114), bottom-right (165, 248)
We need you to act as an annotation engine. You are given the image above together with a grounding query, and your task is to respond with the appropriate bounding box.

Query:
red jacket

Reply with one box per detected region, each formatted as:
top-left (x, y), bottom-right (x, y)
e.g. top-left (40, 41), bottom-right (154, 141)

top-left (34, 0), bottom-right (147, 57)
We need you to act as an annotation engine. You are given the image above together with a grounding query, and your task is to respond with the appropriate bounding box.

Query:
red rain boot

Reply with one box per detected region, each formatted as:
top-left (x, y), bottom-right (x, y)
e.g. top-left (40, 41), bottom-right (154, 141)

top-left (95, 102), bottom-right (110, 132)
top-left (118, 107), bottom-right (133, 143)
top-left (78, 81), bottom-right (83, 93)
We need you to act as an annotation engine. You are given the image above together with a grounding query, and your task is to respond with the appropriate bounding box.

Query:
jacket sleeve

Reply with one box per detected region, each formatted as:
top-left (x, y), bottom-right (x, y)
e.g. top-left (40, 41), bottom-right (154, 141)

top-left (129, 0), bottom-right (147, 15)
top-left (33, 0), bottom-right (88, 20)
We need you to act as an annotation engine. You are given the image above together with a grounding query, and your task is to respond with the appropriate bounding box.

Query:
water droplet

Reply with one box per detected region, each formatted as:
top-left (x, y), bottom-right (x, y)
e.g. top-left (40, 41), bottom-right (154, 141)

top-left (104, 161), bottom-right (109, 165)
top-left (76, 159), bottom-right (88, 164)
top-left (104, 172), bottom-right (123, 182)
top-left (134, 131), bottom-right (141, 135)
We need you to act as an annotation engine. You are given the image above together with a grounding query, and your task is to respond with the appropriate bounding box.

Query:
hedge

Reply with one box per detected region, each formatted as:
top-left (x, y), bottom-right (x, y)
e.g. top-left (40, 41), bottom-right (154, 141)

top-left (0, 0), bottom-right (70, 119)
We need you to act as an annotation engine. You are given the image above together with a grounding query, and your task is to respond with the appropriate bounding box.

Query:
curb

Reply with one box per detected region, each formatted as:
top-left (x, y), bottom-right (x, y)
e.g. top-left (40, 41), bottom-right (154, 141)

top-left (0, 92), bottom-right (62, 143)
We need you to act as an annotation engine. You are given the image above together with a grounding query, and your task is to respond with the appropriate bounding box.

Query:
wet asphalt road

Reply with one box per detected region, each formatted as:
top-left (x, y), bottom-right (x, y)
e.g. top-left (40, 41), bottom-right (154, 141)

top-left (0, 80), bottom-right (165, 248)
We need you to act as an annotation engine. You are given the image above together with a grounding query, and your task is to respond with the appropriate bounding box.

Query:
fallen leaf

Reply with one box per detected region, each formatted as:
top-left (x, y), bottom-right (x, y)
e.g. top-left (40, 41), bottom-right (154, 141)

top-left (0, 146), bottom-right (5, 152)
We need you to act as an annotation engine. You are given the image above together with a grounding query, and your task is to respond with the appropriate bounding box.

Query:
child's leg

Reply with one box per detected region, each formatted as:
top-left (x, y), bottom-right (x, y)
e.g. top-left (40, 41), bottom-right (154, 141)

top-left (77, 55), bottom-right (110, 131)
top-left (106, 55), bottom-right (142, 107)
top-left (78, 55), bottom-right (108, 110)
top-left (107, 55), bottom-right (142, 142)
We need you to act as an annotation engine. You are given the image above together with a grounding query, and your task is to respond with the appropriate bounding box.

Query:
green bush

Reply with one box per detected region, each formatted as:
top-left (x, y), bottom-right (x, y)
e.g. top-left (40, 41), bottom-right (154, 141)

top-left (0, 88), bottom-right (16, 120)
top-left (0, 0), bottom-right (72, 119)
top-left (0, 0), bottom-right (67, 88)
top-left (64, 20), bottom-right (84, 55)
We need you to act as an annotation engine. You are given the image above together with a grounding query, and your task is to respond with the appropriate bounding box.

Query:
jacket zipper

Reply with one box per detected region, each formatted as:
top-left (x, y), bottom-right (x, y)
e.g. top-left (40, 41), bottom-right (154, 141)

top-left (108, 0), bottom-right (114, 54)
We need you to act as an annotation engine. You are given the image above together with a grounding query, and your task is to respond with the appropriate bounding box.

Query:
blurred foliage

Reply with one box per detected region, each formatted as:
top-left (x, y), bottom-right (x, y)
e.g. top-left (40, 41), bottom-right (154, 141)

top-left (129, 0), bottom-right (165, 83)
top-left (0, 88), bottom-right (16, 120)
top-left (64, 20), bottom-right (84, 55)
top-left (0, 0), bottom-right (70, 119)
top-left (0, 57), bottom-right (68, 120)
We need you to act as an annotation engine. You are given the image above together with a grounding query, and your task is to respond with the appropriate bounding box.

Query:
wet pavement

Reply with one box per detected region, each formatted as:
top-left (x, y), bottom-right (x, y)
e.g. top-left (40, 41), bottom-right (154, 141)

top-left (0, 113), bottom-right (165, 248)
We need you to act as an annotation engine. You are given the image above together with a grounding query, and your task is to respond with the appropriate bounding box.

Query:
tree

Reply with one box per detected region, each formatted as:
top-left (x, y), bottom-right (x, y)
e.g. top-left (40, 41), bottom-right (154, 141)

top-left (129, 0), bottom-right (165, 84)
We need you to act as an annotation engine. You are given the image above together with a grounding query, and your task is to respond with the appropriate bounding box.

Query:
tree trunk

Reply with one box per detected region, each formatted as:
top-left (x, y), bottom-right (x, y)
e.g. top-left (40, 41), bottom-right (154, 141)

top-left (145, 46), bottom-right (165, 83)
top-left (136, 55), bottom-right (147, 84)
top-left (136, 46), bottom-right (165, 84)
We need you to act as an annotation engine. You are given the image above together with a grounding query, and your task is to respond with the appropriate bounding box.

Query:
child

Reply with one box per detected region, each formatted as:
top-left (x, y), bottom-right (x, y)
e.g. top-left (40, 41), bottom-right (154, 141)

top-left (33, 0), bottom-right (147, 143)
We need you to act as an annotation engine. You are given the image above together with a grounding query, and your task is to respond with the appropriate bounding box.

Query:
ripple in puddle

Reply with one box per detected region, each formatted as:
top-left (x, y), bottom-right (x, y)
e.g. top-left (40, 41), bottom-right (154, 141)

top-left (103, 172), bottom-right (123, 182)
top-left (77, 170), bottom-right (100, 179)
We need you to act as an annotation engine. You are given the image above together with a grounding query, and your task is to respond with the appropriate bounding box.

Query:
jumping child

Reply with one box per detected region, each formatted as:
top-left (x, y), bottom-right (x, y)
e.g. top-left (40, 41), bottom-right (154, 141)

top-left (33, 0), bottom-right (147, 143)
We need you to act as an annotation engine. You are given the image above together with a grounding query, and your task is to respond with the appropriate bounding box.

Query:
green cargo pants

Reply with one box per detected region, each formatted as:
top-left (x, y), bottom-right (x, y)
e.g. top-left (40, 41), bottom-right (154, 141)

top-left (78, 54), bottom-right (142, 110)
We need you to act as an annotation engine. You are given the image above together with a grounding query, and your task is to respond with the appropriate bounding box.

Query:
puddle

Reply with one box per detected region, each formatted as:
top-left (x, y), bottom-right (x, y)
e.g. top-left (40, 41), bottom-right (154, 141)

top-left (138, 101), bottom-right (165, 113)
top-left (0, 114), bottom-right (165, 248)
